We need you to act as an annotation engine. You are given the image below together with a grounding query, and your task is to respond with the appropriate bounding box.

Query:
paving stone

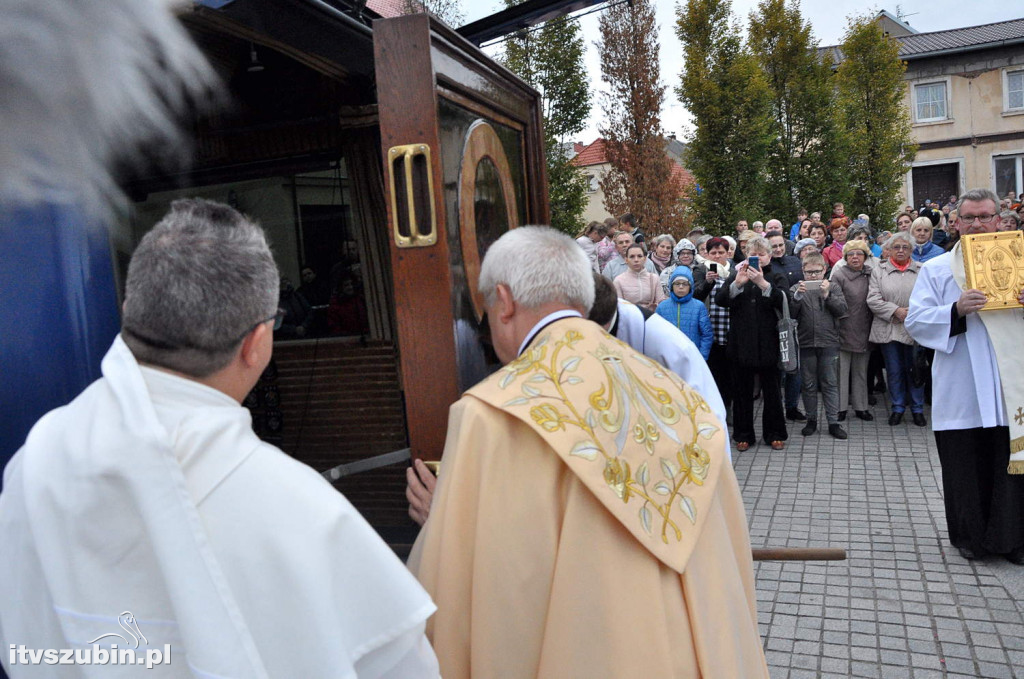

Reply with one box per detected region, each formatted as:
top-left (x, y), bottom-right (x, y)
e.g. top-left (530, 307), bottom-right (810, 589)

top-left (736, 399), bottom-right (1024, 678)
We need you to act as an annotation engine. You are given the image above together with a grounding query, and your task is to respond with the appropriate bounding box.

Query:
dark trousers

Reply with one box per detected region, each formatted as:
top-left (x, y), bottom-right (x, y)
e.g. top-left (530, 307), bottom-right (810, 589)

top-left (708, 342), bottom-right (732, 412)
top-left (935, 427), bottom-right (1024, 555)
top-left (782, 368), bottom-right (802, 410)
top-left (732, 365), bottom-right (787, 445)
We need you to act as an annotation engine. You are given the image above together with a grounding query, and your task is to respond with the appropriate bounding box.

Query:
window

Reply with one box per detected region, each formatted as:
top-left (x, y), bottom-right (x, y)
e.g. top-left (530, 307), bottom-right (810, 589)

top-left (1006, 69), bottom-right (1024, 112)
top-left (914, 81), bottom-right (947, 122)
top-left (586, 174), bottom-right (598, 193)
top-left (995, 154), bottom-right (1023, 199)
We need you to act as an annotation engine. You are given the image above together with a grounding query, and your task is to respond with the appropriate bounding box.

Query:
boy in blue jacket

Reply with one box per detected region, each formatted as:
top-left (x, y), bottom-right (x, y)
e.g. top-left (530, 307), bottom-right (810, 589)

top-left (656, 267), bottom-right (713, 360)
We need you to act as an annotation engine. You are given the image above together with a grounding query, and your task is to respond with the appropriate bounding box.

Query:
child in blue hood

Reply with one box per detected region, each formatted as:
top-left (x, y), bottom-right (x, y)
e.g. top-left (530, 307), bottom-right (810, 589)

top-left (656, 266), bottom-right (713, 360)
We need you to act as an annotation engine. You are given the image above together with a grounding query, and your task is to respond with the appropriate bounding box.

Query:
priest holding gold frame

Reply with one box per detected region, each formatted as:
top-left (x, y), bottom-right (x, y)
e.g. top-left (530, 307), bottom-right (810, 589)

top-left (408, 226), bottom-right (768, 677)
top-left (907, 188), bottom-right (1024, 565)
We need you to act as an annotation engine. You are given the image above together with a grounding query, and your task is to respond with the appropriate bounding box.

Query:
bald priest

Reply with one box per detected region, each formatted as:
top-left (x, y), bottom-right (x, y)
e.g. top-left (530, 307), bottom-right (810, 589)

top-left (408, 226), bottom-right (768, 677)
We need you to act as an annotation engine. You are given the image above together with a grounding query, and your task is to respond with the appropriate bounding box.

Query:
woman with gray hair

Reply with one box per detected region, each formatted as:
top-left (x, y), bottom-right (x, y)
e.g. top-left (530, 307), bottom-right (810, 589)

top-left (647, 233), bottom-right (676, 273)
top-left (867, 231), bottom-right (926, 426)
top-left (999, 209), bottom-right (1021, 231)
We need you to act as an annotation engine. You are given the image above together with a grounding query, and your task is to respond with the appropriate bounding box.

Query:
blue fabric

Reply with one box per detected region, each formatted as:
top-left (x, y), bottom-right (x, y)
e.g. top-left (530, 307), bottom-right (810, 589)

top-left (0, 204), bottom-right (119, 483)
top-left (912, 240), bottom-right (944, 263)
top-left (880, 342), bottom-right (925, 413)
top-left (870, 244), bottom-right (882, 258)
top-left (789, 221), bottom-right (802, 241)
top-left (656, 268), bottom-right (712, 359)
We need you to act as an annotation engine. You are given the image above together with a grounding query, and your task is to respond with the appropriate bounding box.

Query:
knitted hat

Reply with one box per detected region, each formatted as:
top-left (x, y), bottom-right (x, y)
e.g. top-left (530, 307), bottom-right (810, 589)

top-left (843, 240), bottom-right (872, 258)
top-left (794, 237), bottom-right (817, 255)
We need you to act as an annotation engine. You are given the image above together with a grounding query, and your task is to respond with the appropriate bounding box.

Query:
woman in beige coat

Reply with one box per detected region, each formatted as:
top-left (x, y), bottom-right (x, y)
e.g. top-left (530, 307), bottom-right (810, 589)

top-left (866, 232), bottom-right (925, 426)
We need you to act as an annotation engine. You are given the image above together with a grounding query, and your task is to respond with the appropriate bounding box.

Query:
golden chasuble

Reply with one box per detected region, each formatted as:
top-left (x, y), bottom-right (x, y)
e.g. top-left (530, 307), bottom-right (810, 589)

top-left (467, 316), bottom-right (727, 573)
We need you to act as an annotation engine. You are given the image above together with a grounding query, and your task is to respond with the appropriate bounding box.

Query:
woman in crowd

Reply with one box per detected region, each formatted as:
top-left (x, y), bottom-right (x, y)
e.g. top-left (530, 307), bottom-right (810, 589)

top-left (867, 231), bottom-right (926, 426)
top-left (647, 234), bottom-right (676, 273)
top-left (895, 213), bottom-right (913, 232)
top-left (723, 235), bottom-right (737, 260)
top-left (614, 243), bottom-right (665, 311)
top-left (595, 218), bottom-right (619, 270)
top-left (575, 221), bottom-right (607, 272)
top-left (999, 209), bottom-right (1021, 231)
top-left (657, 266), bottom-right (712, 360)
top-left (694, 234), bottom-right (712, 265)
top-left (660, 238), bottom-right (705, 295)
top-left (831, 240), bottom-right (875, 422)
top-left (694, 237), bottom-right (733, 418)
top-left (909, 217), bottom-right (943, 262)
top-left (715, 236), bottom-right (790, 451)
top-left (808, 222), bottom-right (829, 253)
top-left (822, 218), bottom-right (849, 267)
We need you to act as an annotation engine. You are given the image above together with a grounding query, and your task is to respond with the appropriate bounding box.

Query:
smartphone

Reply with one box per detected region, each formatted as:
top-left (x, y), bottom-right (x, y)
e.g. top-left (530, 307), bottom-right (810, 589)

top-left (747, 256), bottom-right (760, 271)
top-left (709, 263), bottom-right (718, 273)
top-left (804, 280), bottom-right (822, 290)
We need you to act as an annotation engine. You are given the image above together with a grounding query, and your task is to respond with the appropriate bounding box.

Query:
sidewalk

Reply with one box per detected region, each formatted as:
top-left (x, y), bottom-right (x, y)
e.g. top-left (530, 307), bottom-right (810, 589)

top-left (733, 399), bottom-right (1024, 678)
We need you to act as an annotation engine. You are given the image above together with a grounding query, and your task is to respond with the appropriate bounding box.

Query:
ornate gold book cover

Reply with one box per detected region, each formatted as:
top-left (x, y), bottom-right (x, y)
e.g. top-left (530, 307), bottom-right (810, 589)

top-left (962, 231), bottom-right (1024, 311)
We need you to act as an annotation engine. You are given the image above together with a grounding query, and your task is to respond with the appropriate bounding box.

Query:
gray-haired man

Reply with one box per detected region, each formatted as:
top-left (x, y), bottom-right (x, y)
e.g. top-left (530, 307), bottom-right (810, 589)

top-left (0, 199), bottom-right (439, 677)
top-left (408, 225), bottom-right (767, 677)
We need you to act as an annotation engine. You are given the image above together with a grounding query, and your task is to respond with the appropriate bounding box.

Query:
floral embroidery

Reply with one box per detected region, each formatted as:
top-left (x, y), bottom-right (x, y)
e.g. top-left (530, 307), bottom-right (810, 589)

top-left (500, 328), bottom-right (717, 544)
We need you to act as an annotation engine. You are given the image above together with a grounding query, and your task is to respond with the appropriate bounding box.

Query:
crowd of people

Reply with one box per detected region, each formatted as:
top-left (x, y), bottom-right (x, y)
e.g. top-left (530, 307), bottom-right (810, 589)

top-left (577, 195), bottom-right (1024, 452)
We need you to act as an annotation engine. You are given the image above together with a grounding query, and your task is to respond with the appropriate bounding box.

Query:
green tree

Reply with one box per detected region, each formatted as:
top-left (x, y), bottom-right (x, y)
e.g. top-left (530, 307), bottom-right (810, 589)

top-left (502, 9), bottom-right (591, 235)
top-left (402, 0), bottom-right (464, 26)
top-left (834, 15), bottom-right (916, 226)
top-left (748, 0), bottom-right (848, 221)
top-left (597, 0), bottom-right (690, 236)
top-left (676, 0), bottom-right (773, 234)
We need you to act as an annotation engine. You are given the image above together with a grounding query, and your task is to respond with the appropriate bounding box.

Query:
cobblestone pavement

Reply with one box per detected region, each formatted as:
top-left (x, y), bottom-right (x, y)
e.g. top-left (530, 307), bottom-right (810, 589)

top-left (733, 398), bottom-right (1024, 679)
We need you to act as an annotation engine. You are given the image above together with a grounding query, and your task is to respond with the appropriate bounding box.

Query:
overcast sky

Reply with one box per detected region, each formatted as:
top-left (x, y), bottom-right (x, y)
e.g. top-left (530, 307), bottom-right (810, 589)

top-left (463, 1), bottom-right (1023, 143)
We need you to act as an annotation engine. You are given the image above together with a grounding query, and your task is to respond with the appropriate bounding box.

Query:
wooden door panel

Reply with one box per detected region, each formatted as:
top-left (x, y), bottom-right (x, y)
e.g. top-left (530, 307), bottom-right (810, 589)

top-left (374, 14), bottom-right (548, 461)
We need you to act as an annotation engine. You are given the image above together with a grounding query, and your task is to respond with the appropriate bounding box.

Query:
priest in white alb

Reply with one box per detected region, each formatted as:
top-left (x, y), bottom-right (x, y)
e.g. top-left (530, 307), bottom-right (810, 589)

top-left (0, 199), bottom-right (439, 677)
top-left (408, 226), bottom-right (768, 677)
top-left (906, 188), bottom-right (1024, 565)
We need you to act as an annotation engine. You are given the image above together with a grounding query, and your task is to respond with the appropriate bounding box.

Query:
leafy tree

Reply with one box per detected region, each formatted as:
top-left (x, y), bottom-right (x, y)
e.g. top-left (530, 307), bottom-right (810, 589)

top-left (597, 0), bottom-right (689, 236)
top-left (401, 0), bottom-right (464, 26)
top-left (834, 15), bottom-right (916, 226)
top-left (502, 8), bottom-right (591, 235)
top-left (747, 0), bottom-right (848, 222)
top-left (676, 0), bottom-right (773, 234)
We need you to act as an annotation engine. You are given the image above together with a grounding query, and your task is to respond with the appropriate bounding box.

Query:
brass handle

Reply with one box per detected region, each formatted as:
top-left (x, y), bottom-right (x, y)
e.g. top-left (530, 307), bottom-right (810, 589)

top-left (387, 144), bottom-right (438, 248)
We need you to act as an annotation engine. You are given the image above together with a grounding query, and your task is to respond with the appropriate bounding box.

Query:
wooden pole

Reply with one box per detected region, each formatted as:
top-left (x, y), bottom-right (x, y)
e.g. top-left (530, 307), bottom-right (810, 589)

top-left (752, 547), bottom-right (846, 561)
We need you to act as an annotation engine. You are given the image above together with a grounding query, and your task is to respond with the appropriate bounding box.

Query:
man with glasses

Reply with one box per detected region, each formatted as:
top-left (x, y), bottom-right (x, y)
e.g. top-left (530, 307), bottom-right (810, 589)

top-left (907, 188), bottom-right (1024, 565)
top-left (0, 199), bottom-right (441, 676)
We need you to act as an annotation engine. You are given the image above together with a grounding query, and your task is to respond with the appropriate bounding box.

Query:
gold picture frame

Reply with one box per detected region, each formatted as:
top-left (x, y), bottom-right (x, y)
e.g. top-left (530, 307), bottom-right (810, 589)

top-left (962, 231), bottom-right (1024, 311)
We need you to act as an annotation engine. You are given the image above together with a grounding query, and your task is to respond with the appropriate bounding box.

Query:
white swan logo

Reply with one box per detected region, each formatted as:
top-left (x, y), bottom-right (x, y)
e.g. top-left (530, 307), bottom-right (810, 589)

top-left (87, 611), bottom-right (149, 649)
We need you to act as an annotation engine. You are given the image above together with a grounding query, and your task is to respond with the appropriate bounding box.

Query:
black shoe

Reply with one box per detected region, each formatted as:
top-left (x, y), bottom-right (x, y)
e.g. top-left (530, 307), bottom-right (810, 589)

top-left (888, 412), bottom-right (903, 426)
top-left (1006, 547), bottom-right (1024, 565)
top-left (786, 408), bottom-right (807, 422)
top-left (855, 410), bottom-right (874, 421)
top-left (868, 395), bottom-right (878, 406)
top-left (912, 412), bottom-right (927, 427)
top-left (837, 411), bottom-right (847, 421)
top-left (958, 546), bottom-right (981, 560)
top-left (828, 423), bottom-right (848, 439)
top-left (801, 420), bottom-right (817, 436)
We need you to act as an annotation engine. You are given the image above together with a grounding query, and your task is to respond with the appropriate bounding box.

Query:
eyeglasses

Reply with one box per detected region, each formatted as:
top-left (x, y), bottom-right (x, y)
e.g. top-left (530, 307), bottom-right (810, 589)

top-left (890, 244), bottom-right (911, 251)
top-left (959, 214), bottom-right (998, 224)
top-left (803, 269), bottom-right (825, 277)
top-left (259, 309), bottom-right (287, 332)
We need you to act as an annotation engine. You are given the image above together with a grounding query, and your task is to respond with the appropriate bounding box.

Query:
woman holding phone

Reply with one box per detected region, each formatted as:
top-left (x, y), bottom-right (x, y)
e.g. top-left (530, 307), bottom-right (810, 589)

top-left (714, 236), bottom-right (791, 451)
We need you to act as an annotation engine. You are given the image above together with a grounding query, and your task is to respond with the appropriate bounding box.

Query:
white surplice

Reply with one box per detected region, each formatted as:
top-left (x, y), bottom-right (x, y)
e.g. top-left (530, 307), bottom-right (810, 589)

top-left (0, 336), bottom-right (437, 678)
top-left (614, 300), bottom-right (731, 462)
top-left (906, 252), bottom-right (1007, 430)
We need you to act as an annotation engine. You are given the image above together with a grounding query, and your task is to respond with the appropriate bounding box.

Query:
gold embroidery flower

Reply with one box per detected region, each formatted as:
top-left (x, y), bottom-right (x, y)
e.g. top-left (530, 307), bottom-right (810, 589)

top-left (603, 458), bottom-right (631, 501)
top-left (530, 404), bottom-right (566, 432)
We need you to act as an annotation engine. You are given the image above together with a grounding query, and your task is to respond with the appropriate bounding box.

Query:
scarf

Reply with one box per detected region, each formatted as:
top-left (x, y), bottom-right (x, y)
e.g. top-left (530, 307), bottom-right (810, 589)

top-left (890, 257), bottom-right (911, 272)
top-left (649, 252), bottom-right (671, 271)
top-left (951, 240), bottom-right (1024, 474)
